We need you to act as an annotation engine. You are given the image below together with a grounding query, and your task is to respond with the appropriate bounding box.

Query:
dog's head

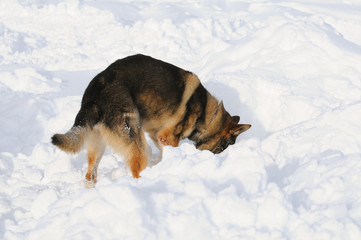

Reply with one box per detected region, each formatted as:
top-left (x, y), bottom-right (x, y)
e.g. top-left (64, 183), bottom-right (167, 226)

top-left (191, 102), bottom-right (251, 154)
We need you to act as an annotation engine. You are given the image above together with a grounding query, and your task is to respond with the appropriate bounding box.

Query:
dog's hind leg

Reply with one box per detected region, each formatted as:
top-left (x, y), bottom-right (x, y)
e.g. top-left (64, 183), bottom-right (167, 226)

top-left (125, 130), bottom-right (148, 178)
top-left (99, 110), bottom-right (148, 178)
top-left (85, 126), bottom-right (106, 183)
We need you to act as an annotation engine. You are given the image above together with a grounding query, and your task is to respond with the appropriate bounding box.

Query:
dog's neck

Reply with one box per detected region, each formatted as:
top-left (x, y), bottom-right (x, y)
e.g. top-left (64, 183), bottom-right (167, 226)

top-left (188, 94), bottom-right (223, 145)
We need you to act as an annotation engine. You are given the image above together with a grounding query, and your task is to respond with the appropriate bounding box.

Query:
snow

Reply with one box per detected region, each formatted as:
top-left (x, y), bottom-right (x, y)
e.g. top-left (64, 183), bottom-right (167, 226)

top-left (1, 0), bottom-right (361, 239)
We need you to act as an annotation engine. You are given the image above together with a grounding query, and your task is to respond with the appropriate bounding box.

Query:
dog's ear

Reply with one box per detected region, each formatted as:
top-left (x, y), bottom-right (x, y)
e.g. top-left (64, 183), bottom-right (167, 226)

top-left (231, 115), bottom-right (240, 123)
top-left (229, 124), bottom-right (251, 136)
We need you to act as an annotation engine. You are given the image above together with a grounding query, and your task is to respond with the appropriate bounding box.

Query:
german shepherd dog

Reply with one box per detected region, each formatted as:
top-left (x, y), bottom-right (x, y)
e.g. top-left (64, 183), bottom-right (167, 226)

top-left (52, 54), bottom-right (251, 182)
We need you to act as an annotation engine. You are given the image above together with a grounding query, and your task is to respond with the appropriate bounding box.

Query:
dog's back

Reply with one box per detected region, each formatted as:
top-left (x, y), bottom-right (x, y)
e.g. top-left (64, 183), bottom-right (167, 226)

top-left (93, 54), bottom-right (192, 123)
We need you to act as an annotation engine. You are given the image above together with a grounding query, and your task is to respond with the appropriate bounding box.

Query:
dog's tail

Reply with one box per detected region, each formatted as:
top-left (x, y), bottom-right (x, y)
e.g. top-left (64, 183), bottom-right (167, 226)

top-left (51, 104), bottom-right (99, 153)
top-left (51, 126), bottom-right (89, 153)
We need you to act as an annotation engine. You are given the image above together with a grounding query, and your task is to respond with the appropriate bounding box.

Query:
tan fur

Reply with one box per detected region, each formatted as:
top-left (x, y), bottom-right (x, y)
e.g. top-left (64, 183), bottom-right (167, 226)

top-left (126, 146), bottom-right (148, 178)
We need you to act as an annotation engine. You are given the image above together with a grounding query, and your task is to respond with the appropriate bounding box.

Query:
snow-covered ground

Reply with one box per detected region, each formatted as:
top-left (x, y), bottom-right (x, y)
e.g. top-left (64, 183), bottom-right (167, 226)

top-left (1, 0), bottom-right (361, 239)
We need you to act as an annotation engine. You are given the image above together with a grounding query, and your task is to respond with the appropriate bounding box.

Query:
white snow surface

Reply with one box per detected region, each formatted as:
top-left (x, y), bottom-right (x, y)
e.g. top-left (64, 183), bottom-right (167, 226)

top-left (1, 0), bottom-right (361, 239)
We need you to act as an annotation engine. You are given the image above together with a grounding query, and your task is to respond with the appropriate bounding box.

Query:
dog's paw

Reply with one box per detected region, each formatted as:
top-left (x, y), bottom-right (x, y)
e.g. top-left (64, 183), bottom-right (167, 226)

top-left (158, 134), bottom-right (179, 147)
top-left (159, 136), bottom-right (169, 145)
top-left (83, 179), bottom-right (96, 189)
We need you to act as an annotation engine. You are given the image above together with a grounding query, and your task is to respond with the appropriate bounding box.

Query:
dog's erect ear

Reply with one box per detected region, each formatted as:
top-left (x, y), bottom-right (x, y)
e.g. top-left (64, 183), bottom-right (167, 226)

top-left (229, 124), bottom-right (251, 136)
top-left (231, 115), bottom-right (240, 123)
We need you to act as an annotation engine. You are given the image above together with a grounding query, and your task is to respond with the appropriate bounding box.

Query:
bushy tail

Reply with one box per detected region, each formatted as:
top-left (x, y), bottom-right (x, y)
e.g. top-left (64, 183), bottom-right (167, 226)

top-left (51, 126), bottom-right (89, 153)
